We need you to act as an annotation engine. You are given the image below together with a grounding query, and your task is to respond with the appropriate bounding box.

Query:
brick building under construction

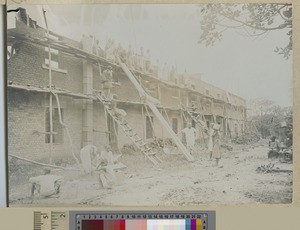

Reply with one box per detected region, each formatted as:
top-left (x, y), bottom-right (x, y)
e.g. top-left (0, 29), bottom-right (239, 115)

top-left (7, 9), bottom-right (247, 165)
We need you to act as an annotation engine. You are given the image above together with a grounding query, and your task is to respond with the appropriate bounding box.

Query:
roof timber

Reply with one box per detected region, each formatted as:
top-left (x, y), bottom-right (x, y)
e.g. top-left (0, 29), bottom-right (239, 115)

top-left (9, 84), bottom-right (239, 118)
top-left (8, 29), bottom-right (246, 108)
top-left (7, 84), bottom-right (178, 110)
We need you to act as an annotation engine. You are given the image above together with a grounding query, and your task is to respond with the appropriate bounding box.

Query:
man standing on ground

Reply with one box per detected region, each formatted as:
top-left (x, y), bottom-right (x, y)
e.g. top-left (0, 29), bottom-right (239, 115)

top-left (268, 136), bottom-right (280, 158)
top-left (207, 123), bottom-right (214, 160)
top-left (178, 123), bottom-right (197, 154)
top-left (207, 123), bottom-right (221, 166)
top-left (80, 145), bottom-right (97, 174)
top-left (212, 126), bottom-right (221, 166)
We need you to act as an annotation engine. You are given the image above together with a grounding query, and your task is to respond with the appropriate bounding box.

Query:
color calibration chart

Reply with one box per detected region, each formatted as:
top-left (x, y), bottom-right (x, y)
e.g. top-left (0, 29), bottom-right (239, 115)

top-left (70, 211), bottom-right (216, 230)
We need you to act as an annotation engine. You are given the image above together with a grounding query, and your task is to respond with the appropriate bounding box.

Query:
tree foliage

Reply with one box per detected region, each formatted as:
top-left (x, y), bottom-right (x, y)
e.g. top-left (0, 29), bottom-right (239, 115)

top-left (198, 3), bottom-right (292, 59)
top-left (248, 98), bottom-right (292, 139)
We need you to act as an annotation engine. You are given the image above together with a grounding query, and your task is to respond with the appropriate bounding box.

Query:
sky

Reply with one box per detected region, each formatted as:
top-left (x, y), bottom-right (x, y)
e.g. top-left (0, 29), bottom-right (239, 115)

top-left (7, 4), bottom-right (293, 107)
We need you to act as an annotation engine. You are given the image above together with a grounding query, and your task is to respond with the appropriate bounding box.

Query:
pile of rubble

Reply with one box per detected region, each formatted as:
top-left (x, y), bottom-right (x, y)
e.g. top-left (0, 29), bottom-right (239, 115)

top-left (220, 143), bottom-right (233, 151)
top-left (121, 144), bottom-right (139, 155)
top-left (256, 163), bottom-right (292, 174)
top-left (256, 163), bottom-right (275, 173)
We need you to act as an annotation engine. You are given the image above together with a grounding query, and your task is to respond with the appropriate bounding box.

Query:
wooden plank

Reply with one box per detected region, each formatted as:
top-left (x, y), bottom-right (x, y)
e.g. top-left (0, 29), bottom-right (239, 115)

top-left (120, 63), bottom-right (147, 97)
top-left (147, 102), bottom-right (193, 161)
top-left (8, 154), bottom-right (79, 171)
top-left (120, 62), bottom-right (193, 161)
top-left (111, 162), bottom-right (127, 171)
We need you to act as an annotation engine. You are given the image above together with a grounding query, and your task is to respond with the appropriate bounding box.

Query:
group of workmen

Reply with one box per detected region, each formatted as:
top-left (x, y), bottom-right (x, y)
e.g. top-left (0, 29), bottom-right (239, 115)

top-left (29, 144), bottom-right (119, 199)
top-left (80, 144), bottom-right (120, 189)
top-left (77, 120), bottom-right (222, 192)
top-left (81, 35), bottom-right (193, 86)
top-left (29, 122), bottom-right (222, 199)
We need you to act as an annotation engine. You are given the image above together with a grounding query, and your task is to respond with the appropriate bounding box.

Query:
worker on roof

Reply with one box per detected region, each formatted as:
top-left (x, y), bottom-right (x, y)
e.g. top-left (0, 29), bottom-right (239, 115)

top-left (91, 36), bottom-right (97, 55)
top-left (153, 59), bottom-right (161, 77)
top-left (95, 39), bottom-right (105, 58)
top-left (138, 46), bottom-right (145, 72)
top-left (169, 65), bottom-right (176, 83)
top-left (162, 62), bottom-right (169, 81)
top-left (145, 49), bottom-right (151, 73)
top-left (126, 44), bottom-right (134, 69)
top-left (105, 39), bottom-right (116, 63)
top-left (114, 43), bottom-right (126, 63)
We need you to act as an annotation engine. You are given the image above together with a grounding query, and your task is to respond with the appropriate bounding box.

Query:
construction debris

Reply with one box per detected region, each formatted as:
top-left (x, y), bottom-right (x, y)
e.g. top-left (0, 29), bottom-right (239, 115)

top-left (256, 163), bottom-right (275, 173)
top-left (121, 144), bottom-right (139, 155)
top-left (256, 163), bottom-right (292, 174)
top-left (220, 143), bottom-right (233, 151)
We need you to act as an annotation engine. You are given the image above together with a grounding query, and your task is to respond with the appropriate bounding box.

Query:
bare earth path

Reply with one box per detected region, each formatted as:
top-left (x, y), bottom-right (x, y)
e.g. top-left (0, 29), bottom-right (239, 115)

top-left (9, 142), bottom-right (292, 206)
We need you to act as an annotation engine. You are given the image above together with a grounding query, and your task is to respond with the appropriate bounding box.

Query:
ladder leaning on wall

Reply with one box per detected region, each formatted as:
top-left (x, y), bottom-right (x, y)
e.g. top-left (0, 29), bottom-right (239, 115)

top-left (119, 61), bottom-right (194, 162)
top-left (94, 90), bottom-right (162, 165)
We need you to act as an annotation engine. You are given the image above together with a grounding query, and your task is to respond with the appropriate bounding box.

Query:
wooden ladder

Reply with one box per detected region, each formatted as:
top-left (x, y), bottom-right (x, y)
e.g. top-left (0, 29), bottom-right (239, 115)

top-left (183, 108), bottom-right (208, 132)
top-left (119, 62), bottom-right (194, 162)
top-left (94, 91), bottom-right (162, 165)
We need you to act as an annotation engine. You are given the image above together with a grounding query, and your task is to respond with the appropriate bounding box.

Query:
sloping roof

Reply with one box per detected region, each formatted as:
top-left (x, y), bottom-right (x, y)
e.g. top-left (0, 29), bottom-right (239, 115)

top-left (8, 19), bottom-right (246, 108)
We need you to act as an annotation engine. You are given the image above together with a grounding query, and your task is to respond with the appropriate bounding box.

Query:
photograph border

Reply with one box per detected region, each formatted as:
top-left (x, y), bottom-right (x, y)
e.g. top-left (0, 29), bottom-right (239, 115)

top-left (3, 0), bottom-right (299, 209)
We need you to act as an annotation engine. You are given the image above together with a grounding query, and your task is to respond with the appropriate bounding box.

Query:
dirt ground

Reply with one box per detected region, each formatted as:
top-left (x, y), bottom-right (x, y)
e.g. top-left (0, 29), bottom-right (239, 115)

top-left (9, 139), bottom-right (293, 206)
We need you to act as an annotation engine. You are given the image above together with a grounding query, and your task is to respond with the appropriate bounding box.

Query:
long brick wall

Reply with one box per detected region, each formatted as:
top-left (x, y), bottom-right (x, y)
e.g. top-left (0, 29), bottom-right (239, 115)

top-left (8, 42), bottom-right (83, 94)
top-left (8, 90), bottom-right (83, 162)
top-left (7, 18), bottom-right (247, 162)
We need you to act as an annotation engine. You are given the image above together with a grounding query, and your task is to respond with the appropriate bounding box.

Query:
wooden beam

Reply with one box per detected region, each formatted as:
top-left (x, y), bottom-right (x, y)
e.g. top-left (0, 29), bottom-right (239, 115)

top-left (8, 154), bottom-right (80, 171)
top-left (147, 102), bottom-right (193, 161)
top-left (8, 84), bottom-right (183, 111)
top-left (120, 62), bottom-right (193, 161)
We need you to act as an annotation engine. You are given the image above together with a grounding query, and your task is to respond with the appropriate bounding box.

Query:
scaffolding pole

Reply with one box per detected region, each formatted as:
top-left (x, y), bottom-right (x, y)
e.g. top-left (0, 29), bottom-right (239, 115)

top-left (43, 8), bottom-right (53, 164)
top-left (52, 93), bottom-right (81, 168)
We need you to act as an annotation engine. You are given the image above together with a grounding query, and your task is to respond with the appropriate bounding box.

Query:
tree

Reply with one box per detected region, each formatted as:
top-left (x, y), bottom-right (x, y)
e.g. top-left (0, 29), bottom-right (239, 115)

top-left (247, 98), bottom-right (292, 139)
top-left (198, 3), bottom-right (292, 59)
top-left (247, 98), bottom-right (278, 117)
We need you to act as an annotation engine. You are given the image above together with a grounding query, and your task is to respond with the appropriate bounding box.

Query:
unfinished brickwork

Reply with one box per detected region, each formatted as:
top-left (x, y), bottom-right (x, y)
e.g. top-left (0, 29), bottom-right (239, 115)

top-left (8, 90), bottom-right (83, 162)
top-left (7, 11), bottom-right (247, 162)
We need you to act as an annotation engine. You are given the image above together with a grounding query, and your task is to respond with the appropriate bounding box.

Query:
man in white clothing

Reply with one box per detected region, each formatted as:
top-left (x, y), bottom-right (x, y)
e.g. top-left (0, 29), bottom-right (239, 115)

top-left (80, 145), bottom-right (97, 174)
top-left (178, 123), bottom-right (197, 154)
